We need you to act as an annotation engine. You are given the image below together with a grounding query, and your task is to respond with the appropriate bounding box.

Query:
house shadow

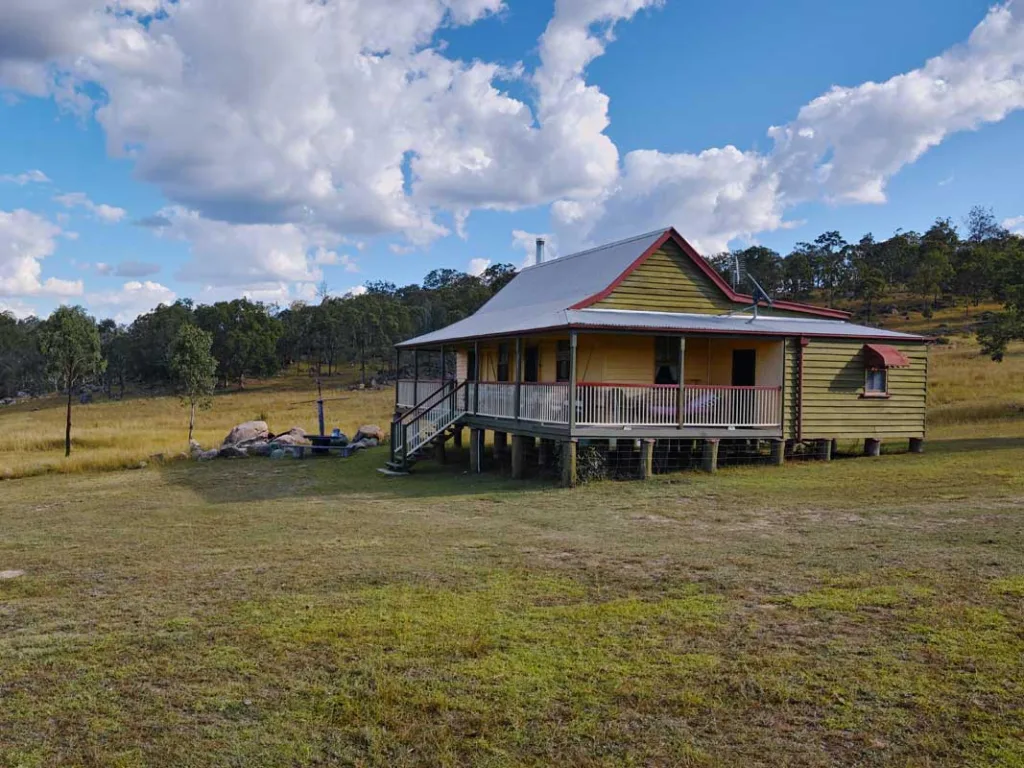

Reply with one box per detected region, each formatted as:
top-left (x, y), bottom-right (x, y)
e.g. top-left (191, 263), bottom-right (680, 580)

top-left (158, 446), bottom-right (554, 505)
top-left (927, 435), bottom-right (1024, 454)
top-left (159, 435), bottom-right (1024, 506)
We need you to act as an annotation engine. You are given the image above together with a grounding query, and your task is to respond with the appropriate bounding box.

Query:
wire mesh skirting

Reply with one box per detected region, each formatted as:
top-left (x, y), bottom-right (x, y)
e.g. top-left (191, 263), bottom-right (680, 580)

top-left (564, 438), bottom-right (781, 484)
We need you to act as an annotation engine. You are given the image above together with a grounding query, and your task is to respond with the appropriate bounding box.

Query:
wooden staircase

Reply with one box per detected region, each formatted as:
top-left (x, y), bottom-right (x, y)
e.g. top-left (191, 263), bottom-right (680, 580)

top-left (385, 381), bottom-right (468, 472)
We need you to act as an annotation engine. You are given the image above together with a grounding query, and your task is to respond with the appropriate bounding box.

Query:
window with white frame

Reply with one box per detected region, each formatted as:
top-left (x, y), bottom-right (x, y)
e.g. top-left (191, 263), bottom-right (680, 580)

top-left (865, 368), bottom-right (888, 395)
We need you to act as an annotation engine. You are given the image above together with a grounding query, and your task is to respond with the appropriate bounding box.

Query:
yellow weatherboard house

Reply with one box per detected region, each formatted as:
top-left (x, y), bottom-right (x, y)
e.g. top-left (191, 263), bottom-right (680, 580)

top-left (388, 227), bottom-right (928, 485)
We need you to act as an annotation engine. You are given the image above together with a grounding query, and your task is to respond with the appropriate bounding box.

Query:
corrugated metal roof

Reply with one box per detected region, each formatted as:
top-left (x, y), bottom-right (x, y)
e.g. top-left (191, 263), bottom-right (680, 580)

top-left (397, 229), bottom-right (667, 348)
top-left (864, 343), bottom-right (914, 366)
top-left (566, 309), bottom-right (926, 341)
top-left (474, 228), bottom-right (667, 315)
top-left (396, 305), bottom-right (572, 347)
top-left (400, 307), bottom-right (925, 346)
top-left (397, 227), bottom-right (927, 347)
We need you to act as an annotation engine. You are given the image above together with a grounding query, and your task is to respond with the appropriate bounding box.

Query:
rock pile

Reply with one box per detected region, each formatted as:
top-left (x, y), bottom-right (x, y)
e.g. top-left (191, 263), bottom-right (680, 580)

top-left (191, 421), bottom-right (385, 461)
top-left (223, 420), bottom-right (269, 446)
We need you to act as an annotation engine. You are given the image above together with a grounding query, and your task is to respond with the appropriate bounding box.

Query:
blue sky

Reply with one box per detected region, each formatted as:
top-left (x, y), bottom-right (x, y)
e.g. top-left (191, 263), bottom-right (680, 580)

top-left (1, 0), bottom-right (1022, 321)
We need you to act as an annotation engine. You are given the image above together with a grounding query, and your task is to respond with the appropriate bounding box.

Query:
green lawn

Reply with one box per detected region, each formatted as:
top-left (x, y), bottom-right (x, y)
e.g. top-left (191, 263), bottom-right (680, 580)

top-left (2, 436), bottom-right (1023, 767)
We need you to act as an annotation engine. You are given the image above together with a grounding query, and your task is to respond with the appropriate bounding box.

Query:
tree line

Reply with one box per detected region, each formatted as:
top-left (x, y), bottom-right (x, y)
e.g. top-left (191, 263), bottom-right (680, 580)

top-left (0, 263), bottom-right (518, 402)
top-left (706, 206), bottom-right (1024, 358)
top-left (3, 204), bottom-right (1024, 407)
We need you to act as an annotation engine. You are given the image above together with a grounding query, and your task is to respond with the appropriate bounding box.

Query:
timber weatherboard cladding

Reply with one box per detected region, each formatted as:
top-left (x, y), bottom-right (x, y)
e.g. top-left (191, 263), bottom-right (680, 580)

top-left (799, 339), bottom-right (928, 440)
top-left (593, 240), bottom-right (834, 319)
top-left (782, 338), bottom-right (800, 439)
top-left (594, 241), bottom-right (736, 313)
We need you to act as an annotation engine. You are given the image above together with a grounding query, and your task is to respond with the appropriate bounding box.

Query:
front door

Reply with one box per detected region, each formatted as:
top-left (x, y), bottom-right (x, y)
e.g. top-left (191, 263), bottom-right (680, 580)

top-left (524, 346), bottom-right (539, 383)
top-left (732, 349), bottom-right (757, 386)
top-left (732, 349), bottom-right (757, 426)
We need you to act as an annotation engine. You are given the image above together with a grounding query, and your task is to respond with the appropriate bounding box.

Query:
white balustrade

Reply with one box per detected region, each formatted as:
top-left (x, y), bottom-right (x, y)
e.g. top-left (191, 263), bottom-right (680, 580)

top-left (399, 379), bottom-right (781, 429)
top-left (397, 380), bottom-right (416, 408)
top-left (402, 389), bottom-right (464, 456)
top-left (396, 379), bottom-right (447, 408)
top-left (519, 383), bottom-right (570, 423)
top-left (475, 382), bottom-right (517, 419)
top-left (575, 384), bottom-right (679, 426)
top-left (682, 385), bottom-right (781, 428)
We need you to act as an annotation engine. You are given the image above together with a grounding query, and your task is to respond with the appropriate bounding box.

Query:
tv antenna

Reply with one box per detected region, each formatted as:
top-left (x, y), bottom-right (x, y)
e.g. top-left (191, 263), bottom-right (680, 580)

top-left (723, 255), bottom-right (775, 321)
top-left (731, 252), bottom-right (743, 291)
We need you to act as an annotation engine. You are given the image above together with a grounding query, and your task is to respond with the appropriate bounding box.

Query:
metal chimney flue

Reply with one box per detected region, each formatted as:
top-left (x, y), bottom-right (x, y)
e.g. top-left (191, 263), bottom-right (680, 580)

top-left (535, 237), bottom-right (546, 264)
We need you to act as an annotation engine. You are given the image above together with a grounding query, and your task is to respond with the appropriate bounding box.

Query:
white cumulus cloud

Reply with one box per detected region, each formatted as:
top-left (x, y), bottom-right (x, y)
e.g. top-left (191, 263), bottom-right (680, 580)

top-left (0, 209), bottom-right (83, 298)
top-left (86, 279), bottom-right (176, 322)
top-left (1002, 215), bottom-right (1024, 234)
top-left (54, 192), bottom-right (127, 223)
top-left (0, 0), bottom-right (653, 260)
top-left (152, 207), bottom-right (326, 290)
top-left (0, 169), bottom-right (50, 185)
top-left (467, 257), bottom-right (490, 276)
top-left (555, 2), bottom-right (1024, 253)
top-left (312, 248), bottom-right (359, 272)
top-left (1, 0), bottom-right (1022, 288)
top-left (512, 229), bottom-right (556, 267)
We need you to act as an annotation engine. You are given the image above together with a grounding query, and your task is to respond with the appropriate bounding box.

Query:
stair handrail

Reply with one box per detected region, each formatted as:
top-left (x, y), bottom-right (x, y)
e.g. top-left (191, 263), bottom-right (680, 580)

top-left (392, 380), bottom-right (468, 465)
top-left (394, 379), bottom-right (457, 427)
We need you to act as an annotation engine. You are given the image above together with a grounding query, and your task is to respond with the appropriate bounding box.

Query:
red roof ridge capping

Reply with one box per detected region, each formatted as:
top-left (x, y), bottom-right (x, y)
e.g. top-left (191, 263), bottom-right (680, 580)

top-left (863, 343), bottom-right (911, 368)
top-left (569, 227), bottom-right (852, 320)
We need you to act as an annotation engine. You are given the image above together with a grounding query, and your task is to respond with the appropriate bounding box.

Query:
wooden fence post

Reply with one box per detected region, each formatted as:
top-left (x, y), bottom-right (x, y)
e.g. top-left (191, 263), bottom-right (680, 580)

top-left (640, 439), bottom-right (655, 480)
top-left (702, 439), bottom-right (719, 473)
top-left (561, 440), bottom-right (577, 488)
top-left (511, 434), bottom-right (526, 480)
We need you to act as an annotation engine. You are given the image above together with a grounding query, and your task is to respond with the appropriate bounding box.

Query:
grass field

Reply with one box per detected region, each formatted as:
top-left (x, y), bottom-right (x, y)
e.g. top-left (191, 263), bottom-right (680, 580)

top-left (2, 339), bottom-right (1023, 766)
top-left (0, 366), bottom-right (396, 479)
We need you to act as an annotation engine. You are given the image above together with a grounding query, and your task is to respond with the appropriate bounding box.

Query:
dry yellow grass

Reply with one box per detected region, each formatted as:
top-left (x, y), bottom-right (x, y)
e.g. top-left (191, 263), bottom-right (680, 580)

top-left (927, 340), bottom-right (1024, 431)
top-left (0, 367), bottom-right (396, 479)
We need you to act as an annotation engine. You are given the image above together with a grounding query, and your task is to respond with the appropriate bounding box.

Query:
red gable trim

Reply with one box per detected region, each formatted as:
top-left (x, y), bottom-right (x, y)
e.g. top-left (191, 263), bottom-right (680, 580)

top-left (863, 343), bottom-right (911, 368)
top-left (569, 227), bottom-right (851, 320)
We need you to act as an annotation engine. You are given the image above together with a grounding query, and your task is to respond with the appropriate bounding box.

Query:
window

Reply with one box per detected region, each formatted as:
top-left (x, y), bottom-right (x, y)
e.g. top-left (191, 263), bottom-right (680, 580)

top-left (654, 336), bottom-right (680, 385)
top-left (524, 346), bottom-right (539, 383)
top-left (497, 343), bottom-right (510, 382)
top-left (556, 340), bottom-right (571, 382)
top-left (466, 349), bottom-right (477, 381)
top-left (861, 344), bottom-right (904, 398)
top-left (865, 368), bottom-right (888, 395)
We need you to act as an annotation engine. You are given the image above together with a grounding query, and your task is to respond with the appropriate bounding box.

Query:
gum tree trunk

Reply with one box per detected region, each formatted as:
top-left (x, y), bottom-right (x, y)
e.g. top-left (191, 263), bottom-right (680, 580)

top-left (65, 384), bottom-right (73, 457)
top-left (188, 400), bottom-right (196, 443)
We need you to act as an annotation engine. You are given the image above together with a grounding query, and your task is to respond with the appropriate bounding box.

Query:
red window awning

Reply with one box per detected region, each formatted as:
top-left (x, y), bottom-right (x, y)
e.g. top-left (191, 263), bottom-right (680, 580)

top-left (863, 343), bottom-right (910, 369)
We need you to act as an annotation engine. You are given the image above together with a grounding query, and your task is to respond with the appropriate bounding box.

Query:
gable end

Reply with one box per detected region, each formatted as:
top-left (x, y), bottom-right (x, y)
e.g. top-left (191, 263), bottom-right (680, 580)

top-left (571, 228), bottom-right (850, 320)
top-left (590, 239), bottom-right (736, 313)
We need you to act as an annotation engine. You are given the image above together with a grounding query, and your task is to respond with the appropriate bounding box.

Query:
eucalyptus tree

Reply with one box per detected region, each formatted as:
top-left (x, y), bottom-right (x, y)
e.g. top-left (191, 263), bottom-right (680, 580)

top-left (39, 306), bottom-right (104, 457)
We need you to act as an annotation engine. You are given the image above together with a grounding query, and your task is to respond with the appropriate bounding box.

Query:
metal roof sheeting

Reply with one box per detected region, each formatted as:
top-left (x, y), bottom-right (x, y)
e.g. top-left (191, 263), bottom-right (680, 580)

top-left (399, 307), bottom-right (925, 346)
top-left (477, 229), bottom-right (667, 315)
top-left (566, 310), bottom-right (926, 341)
top-left (397, 227), bottom-right (927, 347)
top-left (863, 343), bottom-right (914, 367)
